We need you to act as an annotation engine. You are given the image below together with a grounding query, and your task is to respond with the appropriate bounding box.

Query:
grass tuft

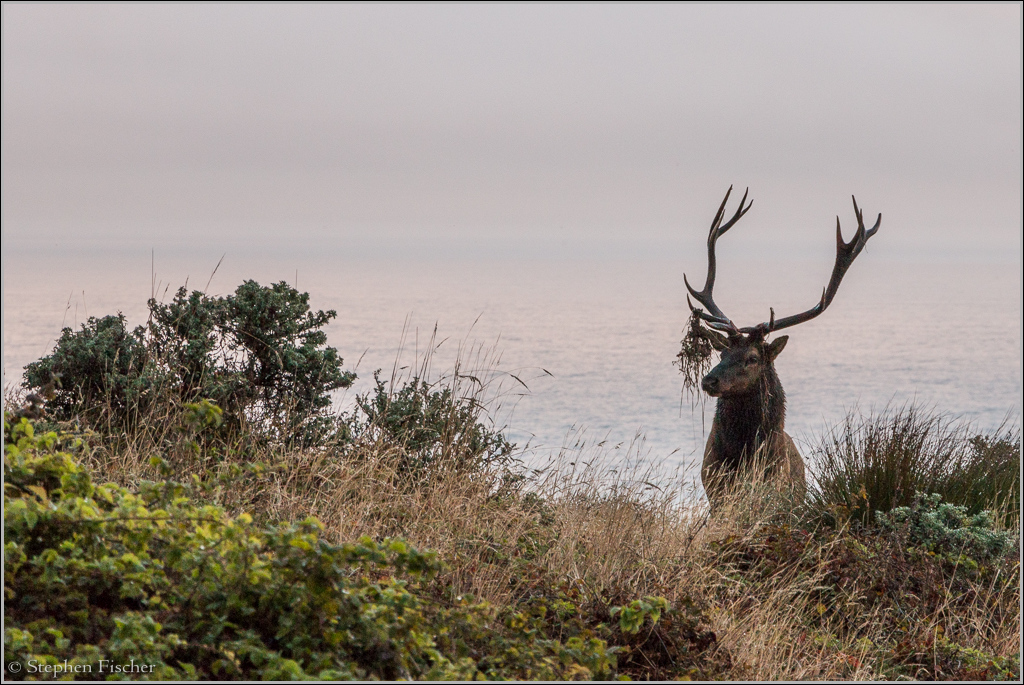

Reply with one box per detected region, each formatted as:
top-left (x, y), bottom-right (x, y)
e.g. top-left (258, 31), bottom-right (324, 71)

top-left (808, 404), bottom-right (1020, 526)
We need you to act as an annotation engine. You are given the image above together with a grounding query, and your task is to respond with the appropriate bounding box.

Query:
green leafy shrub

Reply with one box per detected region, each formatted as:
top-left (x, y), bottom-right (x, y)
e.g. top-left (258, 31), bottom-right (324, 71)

top-left (23, 314), bottom-right (158, 426)
top-left (356, 372), bottom-right (515, 475)
top-left (145, 287), bottom-right (223, 402)
top-left (610, 597), bottom-right (726, 680)
top-left (3, 416), bottom-right (619, 681)
top-left (24, 281), bottom-right (355, 446)
top-left (809, 405), bottom-right (1020, 526)
top-left (148, 281), bottom-right (356, 445)
top-left (216, 281), bottom-right (353, 440)
top-left (877, 492), bottom-right (1016, 562)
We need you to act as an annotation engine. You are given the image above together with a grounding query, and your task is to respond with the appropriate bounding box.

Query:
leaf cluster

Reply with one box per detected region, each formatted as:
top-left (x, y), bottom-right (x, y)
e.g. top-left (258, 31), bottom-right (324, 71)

top-left (877, 492), bottom-right (1017, 562)
top-left (3, 416), bottom-right (623, 681)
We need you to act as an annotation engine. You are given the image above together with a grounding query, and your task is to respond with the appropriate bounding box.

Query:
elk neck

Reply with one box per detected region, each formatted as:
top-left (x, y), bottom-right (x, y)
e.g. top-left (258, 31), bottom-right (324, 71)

top-left (712, 363), bottom-right (787, 468)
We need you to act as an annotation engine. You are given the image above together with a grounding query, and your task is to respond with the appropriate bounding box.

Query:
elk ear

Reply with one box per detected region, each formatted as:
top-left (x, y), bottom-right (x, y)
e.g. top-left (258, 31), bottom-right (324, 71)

top-left (766, 335), bottom-right (789, 361)
top-left (708, 329), bottom-right (729, 351)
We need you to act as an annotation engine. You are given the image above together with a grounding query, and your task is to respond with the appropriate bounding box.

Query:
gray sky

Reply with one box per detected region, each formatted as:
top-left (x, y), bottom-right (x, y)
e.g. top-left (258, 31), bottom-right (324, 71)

top-left (2, 3), bottom-right (1021, 260)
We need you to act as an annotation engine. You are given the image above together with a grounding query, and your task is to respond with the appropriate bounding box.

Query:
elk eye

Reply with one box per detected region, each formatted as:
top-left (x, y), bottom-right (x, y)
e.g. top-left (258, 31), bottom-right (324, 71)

top-left (745, 357), bottom-right (758, 366)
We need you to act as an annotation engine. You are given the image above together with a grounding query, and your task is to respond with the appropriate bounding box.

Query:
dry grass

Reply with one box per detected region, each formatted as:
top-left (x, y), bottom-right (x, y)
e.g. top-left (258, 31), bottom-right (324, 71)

top-left (9, 344), bottom-right (1020, 681)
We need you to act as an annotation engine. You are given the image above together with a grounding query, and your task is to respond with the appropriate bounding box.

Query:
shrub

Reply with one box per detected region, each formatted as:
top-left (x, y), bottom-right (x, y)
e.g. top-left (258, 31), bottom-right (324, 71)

top-left (217, 281), bottom-right (353, 435)
top-left (148, 281), bottom-right (355, 444)
top-left (809, 405), bottom-right (1020, 526)
top-left (356, 371), bottom-right (515, 475)
top-left (23, 314), bottom-right (158, 426)
top-left (3, 415), bottom-right (618, 681)
top-left (145, 287), bottom-right (223, 402)
top-left (23, 281), bottom-right (355, 446)
top-left (877, 492), bottom-right (1016, 562)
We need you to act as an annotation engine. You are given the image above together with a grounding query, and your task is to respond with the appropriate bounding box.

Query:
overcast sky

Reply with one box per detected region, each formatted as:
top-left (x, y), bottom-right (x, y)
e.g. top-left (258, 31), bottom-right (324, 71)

top-left (2, 3), bottom-right (1021, 260)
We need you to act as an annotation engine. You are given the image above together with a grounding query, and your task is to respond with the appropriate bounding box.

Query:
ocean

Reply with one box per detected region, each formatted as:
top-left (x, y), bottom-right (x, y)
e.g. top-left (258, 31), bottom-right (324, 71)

top-left (3, 248), bottom-right (1020, 478)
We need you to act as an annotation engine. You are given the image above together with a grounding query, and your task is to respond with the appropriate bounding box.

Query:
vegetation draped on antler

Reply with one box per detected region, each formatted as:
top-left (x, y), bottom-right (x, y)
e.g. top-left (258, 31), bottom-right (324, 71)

top-left (677, 186), bottom-right (881, 396)
top-left (676, 310), bottom-right (718, 401)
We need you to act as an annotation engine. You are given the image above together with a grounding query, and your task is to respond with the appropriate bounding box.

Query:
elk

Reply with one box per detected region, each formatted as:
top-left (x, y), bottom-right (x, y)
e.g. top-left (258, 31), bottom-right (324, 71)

top-left (685, 187), bottom-right (880, 508)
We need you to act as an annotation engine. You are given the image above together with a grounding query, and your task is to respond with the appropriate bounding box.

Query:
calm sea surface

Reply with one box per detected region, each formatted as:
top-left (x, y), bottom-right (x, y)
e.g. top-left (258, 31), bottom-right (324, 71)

top-left (3, 250), bottom-right (1020, 478)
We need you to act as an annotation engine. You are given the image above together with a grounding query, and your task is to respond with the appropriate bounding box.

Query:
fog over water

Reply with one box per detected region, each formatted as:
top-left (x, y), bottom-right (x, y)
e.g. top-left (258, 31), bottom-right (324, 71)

top-left (3, 248), bottom-right (1019, 477)
top-left (2, 4), bottom-right (1021, 477)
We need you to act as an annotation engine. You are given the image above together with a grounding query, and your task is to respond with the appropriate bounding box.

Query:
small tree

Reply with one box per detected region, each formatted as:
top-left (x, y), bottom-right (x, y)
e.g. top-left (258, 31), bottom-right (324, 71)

top-left (218, 281), bottom-right (353, 440)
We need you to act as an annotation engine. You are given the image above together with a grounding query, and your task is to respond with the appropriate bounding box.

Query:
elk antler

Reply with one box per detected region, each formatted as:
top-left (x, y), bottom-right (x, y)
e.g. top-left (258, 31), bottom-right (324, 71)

top-left (684, 186), bottom-right (752, 334)
top-left (743, 196), bottom-right (881, 336)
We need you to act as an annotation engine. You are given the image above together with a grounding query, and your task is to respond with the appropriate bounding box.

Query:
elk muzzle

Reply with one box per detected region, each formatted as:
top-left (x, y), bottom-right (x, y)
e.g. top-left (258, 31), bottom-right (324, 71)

top-left (701, 372), bottom-right (722, 396)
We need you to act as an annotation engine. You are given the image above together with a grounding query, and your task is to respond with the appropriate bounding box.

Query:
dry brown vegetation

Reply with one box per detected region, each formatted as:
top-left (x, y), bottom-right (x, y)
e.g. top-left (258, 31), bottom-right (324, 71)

top-left (6, 338), bottom-right (1020, 680)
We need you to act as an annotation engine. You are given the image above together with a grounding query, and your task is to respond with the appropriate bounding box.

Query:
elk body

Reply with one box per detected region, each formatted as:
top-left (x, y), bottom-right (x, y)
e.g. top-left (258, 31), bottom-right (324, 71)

top-left (685, 187), bottom-right (880, 508)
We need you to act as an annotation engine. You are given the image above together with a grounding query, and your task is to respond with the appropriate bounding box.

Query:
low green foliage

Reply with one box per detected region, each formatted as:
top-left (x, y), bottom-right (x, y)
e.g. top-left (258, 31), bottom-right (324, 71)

top-left (878, 492), bottom-right (1016, 562)
top-left (3, 415), bottom-right (626, 681)
top-left (610, 595), bottom-right (669, 634)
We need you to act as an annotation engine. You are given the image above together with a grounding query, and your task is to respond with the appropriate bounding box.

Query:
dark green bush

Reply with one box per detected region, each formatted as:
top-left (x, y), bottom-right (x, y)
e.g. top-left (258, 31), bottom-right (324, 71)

top-left (3, 416), bottom-right (619, 681)
top-left (24, 281), bottom-right (355, 446)
top-left (809, 405), bottom-right (1020, 526)
top-left (356, 371), bottom-right (515, 475)
top-left (218, 281), bottom-right (353, 435)
top-left (146, 287), bottom-right (223, 401)
top-left (148, 281), bottom-right (355, 444)
top-left (23, 314), bottom-right (158, 425)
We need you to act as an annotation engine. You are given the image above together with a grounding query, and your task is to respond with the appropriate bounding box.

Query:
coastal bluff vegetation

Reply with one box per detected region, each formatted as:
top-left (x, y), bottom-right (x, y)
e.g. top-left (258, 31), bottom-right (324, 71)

top-left (5, 279), bottom-right (1019, 680)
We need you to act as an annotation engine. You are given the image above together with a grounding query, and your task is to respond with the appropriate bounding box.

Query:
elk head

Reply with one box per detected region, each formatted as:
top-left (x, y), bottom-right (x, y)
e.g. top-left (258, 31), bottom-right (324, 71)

top-left (684, 186), bottom-right (881, 388)
top-left (700, 331), bottom-right (788, 398)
